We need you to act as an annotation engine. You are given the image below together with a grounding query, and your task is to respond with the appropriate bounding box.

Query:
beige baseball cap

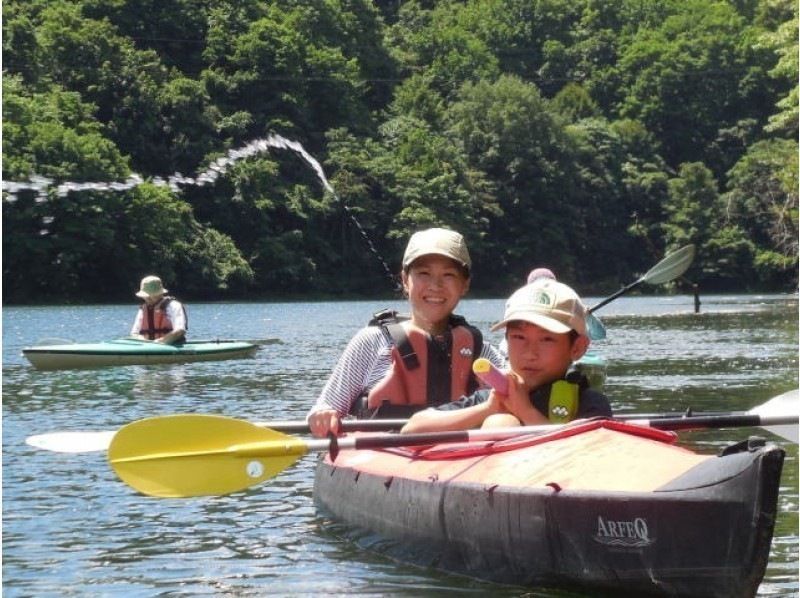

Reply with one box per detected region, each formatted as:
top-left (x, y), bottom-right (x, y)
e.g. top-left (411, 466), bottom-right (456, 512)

top-left (136, 275), bottom-right (168, 299)
top-left (491, 278), bottom-right (587, 336)
top-left (402, 228), bottom-right (471, 270)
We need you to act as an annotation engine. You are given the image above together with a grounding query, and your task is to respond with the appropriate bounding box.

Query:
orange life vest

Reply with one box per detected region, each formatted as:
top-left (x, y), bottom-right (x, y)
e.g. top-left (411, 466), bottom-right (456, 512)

top-left (139, 296), bottom-right (185, 340)
top-left (362, 315), bottom-right (482, 416)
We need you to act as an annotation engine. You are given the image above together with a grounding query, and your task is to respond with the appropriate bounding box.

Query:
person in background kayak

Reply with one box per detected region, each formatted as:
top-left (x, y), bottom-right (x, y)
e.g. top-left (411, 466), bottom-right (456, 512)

top-left (307, 228), bottom-right (505, 438)
top-left (401, 278), bottom-right (611, 433)
top-left (130, 275), bottom-right (187, 345)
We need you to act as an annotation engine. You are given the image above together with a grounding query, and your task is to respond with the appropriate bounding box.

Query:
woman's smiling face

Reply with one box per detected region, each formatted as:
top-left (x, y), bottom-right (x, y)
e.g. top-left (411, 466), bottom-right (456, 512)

top-left (402, 254), bottom-right (470, 333)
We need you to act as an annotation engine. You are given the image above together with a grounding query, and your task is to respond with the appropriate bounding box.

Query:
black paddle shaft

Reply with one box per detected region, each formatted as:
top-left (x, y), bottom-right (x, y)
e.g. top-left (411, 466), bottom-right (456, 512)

top-left (589, 279), bottom-right (643, 313)
top-left (649, 413), bottom-right (796, 431)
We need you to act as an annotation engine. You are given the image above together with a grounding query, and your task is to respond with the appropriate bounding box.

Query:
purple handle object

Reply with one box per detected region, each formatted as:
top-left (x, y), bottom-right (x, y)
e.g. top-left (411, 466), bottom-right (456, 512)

top-left (472, 358), bottom-right (508, 395)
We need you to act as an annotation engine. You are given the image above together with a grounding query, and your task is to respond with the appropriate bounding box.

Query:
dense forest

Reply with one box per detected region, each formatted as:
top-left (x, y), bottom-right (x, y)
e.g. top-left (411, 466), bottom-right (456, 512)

top-left (3, 0), bottom-right (797, 303)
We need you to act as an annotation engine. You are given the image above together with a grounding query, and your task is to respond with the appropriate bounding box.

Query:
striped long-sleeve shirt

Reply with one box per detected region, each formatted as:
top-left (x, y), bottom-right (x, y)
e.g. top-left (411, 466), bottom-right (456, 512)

top-left (308, 325), bottom-right (506, 418)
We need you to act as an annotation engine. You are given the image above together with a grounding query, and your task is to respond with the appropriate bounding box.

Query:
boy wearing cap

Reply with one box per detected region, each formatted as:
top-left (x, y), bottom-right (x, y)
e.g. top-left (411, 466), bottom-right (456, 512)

top-left (130, 275), bottom-right (187, 345)
top-left (307, 228), bottom-right (505, 438)
top-left (401, 279), bottom-right (611, 433)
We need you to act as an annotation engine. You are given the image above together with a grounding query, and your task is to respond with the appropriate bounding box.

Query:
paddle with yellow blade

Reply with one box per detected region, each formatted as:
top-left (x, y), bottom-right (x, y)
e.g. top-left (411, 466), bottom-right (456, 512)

top-left (108, 414), bottom-right (556, 498)
top-left (110, 396), bottom-right (798, 499)
top-left (28, 404), bottom-right (781, 455)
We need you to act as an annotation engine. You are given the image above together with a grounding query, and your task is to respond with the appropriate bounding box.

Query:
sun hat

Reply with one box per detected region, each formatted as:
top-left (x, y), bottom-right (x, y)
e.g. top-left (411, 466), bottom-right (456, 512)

top-left (527, 267), bottom-right (556, 284)
top-left (136, 275), bottom-right (168, 299)
top-left (491, 278), bottom-right (587, 336)
top-left (402, 228), bottom-right (471, 271)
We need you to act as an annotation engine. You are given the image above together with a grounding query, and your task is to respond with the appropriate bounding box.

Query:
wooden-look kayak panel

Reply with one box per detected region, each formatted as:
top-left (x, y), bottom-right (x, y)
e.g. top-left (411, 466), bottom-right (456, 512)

top-left (327, 425), bottom-right (710, 493)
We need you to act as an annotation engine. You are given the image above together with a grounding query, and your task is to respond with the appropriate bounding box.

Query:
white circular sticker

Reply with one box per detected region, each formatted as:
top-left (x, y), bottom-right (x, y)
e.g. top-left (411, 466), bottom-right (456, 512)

top-left (246, 460), bottom-right (264, 478)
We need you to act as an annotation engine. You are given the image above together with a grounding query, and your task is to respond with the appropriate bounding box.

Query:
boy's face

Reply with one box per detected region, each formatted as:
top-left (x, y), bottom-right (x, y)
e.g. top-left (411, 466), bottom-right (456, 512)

top-left (505, 321), bottom-right (588, 389)
top-left (402, 254), bottom-right (470, 328)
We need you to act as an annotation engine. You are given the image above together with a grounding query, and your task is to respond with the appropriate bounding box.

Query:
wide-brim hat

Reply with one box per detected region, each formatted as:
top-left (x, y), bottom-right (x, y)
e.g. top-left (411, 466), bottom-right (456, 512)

top-left (136, 275), bottom-right (167, 299)
top-left (491, 278), bottom-right (587, 336)
top-left (402, 228), bottom-right (471, 271)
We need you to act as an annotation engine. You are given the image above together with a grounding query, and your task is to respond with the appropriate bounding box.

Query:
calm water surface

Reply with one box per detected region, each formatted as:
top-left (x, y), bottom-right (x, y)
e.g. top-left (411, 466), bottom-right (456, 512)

top-left (3, 295), bottom-right (798, 596)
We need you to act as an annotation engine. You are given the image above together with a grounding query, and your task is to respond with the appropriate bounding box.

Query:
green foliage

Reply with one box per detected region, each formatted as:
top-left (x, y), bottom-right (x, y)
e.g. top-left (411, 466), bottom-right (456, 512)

top-left (614, 1), bottom-right (778, 174)
top-left (550, 84), bottom-right (602, 121)
top-left (446, 75), bottom-right (576, 286)
top-left (723, 138), bottom-right (798, 286)
top-left (114, 185), bottom-right (252, 297)
top-left (758, 0), bottom-right (798, 135)
top-left (3, 0), bottom-right (797, 302)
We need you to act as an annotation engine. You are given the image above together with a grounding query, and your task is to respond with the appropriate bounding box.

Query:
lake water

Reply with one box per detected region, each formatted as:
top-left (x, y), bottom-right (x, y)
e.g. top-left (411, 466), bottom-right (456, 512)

top-left (3, 294), bottom-right (798, 596)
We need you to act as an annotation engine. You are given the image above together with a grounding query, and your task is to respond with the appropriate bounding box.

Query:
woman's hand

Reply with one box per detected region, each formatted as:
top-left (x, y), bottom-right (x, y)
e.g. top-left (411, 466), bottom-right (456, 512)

top-left (308, 409), bottom-right (341, 438)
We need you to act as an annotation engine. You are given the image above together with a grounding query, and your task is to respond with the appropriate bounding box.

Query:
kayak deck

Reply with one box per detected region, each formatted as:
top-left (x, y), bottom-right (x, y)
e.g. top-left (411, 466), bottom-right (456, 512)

top-left (22, 338), bottom-right (258, 370)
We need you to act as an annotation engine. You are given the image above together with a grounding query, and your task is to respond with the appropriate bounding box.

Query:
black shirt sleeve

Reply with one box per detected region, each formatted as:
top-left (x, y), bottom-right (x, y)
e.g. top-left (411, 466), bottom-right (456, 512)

top-left (577, 388), bottom-right (613, 418)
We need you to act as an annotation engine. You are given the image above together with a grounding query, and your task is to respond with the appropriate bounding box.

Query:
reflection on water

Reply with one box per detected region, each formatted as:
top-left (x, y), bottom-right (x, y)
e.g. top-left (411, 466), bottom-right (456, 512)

top-left (3, 295), bottom-right (797, 596)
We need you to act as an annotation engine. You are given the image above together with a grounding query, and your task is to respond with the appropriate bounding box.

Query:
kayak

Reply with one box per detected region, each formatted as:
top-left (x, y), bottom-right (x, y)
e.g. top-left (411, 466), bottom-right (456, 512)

top-left (314, 419), bottom-right (784, 597)
top-left (22, 338), bottom-right (258, 370)
top-left (575, 349), bottom-right (606, 389)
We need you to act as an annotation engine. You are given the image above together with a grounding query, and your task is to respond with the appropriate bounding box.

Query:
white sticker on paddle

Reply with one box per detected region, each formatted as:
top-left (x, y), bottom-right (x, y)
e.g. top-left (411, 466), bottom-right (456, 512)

top-left (246, 460), bottom-right (265, 478)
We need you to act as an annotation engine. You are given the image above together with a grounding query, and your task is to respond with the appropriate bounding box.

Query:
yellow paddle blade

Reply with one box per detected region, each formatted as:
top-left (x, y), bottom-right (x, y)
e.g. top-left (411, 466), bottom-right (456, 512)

top-left (108, 414), bottom-right (309, 498)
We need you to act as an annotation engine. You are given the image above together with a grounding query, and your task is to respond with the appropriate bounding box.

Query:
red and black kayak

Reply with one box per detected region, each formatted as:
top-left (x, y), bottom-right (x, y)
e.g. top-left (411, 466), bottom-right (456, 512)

top-left (314, 419), bottom-right (785, 597)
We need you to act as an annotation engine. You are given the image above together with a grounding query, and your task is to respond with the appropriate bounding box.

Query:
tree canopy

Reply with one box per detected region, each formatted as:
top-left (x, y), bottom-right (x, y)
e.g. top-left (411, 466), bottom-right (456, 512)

top-left (3, 0), bottom-right (797, 303)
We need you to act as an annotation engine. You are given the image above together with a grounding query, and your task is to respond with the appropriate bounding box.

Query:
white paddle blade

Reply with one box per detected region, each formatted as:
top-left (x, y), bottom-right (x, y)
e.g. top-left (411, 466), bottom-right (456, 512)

top-left (642, 244), bottom-right (695, 285)
top-left (586, 313), bottom-right (607, 340)
top-left (749, 389), bottom-right (799, 442)
top-left (26, 431), bottom-right (116, 454)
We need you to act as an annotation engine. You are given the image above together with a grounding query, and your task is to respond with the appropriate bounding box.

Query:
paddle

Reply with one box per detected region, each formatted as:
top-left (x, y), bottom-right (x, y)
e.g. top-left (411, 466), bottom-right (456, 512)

top-left (26, 418), bottom-right (408, 454)
top-left (585, 313), bottom-right (607, 341)
top-left (121, 336), bottom-right (274, 346)
top-left (16, 410), bottom-right (729, 455)
top-left (589, 244), bottom-right (696, 314)
top-left (27, 388), bottom-right (797, 454)
top-left (749, 389), bottom-right (798, 442)
top-left (109, 394), bottom-right (797, 498)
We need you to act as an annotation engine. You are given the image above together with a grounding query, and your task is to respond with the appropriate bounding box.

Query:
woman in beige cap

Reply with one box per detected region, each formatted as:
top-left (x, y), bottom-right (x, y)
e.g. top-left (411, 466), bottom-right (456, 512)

top-left (130, 275), bottom-right (187, 345)
top-left (307, 228), bottom-right (504, 437)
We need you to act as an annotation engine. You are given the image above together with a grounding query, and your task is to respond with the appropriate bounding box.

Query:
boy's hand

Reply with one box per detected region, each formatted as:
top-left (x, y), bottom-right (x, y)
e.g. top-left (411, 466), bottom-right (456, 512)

top-left (485, 388), bottom-right (508, 415)
top-left (500, 371), bottom-right (549, 425)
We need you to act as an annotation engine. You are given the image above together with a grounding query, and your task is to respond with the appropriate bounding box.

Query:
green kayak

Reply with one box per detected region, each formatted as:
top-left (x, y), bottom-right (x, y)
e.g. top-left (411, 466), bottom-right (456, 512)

top-left (575, 350), bottom-right (607, 389)
top-left (22, 338), bottom-right (258, 370)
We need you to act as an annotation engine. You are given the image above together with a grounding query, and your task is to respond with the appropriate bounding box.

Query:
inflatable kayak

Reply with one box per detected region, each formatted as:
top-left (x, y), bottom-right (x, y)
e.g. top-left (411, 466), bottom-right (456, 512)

top-left (314, 420), bottom-right (784, 597)
top-left (22, 338), bottom-right (258, 370)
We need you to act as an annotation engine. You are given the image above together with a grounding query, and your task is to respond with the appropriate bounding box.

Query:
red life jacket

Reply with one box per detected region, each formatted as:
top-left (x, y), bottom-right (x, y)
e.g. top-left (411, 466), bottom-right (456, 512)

top-left (139, 296), bottom-right (185, 340)
top-left (358, 312), bottom-right (482, 417)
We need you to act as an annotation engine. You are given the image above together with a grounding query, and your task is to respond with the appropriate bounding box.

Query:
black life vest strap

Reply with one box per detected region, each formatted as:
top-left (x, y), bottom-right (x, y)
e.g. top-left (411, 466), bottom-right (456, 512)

top-left (384, 322), bottom-right (420, 370)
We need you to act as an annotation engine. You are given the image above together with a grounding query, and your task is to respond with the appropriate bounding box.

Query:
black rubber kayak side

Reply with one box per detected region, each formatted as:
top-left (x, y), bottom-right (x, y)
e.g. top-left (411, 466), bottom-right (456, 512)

top-left (313, 440), bottom-right (785, 597)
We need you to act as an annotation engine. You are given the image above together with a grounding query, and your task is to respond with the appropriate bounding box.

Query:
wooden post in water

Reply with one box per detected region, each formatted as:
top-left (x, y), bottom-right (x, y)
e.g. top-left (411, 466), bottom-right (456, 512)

top-left (693, 283), bottom-right (701, 314)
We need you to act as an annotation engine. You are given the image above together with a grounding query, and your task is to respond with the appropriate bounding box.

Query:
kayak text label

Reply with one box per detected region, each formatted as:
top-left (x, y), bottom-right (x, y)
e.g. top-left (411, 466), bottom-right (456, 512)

top-left (593, 516), bottom-right (653, 548)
